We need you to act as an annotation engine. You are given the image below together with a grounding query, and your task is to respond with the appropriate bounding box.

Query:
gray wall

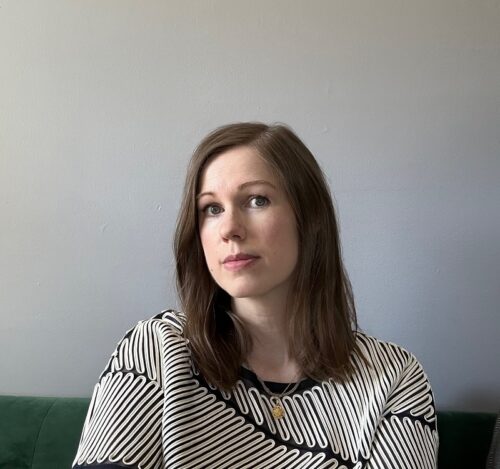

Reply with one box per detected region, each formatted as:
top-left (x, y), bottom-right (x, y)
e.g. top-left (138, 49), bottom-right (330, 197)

top-left (1, 0), bottom-right (499, 412)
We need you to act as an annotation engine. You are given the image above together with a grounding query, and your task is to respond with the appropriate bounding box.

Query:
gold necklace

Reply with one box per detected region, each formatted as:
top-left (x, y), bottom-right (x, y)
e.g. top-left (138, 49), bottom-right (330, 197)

top-left (246, 364), bottom-right (302, 419)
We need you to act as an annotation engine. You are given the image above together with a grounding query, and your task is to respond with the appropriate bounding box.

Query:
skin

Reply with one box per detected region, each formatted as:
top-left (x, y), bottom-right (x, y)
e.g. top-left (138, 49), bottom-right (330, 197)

top-left (197, 145), bottom-right (302, 382)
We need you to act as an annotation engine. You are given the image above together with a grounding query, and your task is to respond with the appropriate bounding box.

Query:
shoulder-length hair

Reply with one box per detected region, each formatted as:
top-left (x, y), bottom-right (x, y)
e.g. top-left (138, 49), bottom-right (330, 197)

top-left (174, 122), bottom-right (366, 390)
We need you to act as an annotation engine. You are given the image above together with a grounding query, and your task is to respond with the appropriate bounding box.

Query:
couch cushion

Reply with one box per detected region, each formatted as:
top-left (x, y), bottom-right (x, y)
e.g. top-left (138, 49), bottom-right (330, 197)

top-left (0, 395), bottom-right (89, 469)
top-left (31, 397), bottom-right (90, 469)
top-left (0, 396), bottom-right (55, 468)
top-left (437, 411), bottom-right (497, 469)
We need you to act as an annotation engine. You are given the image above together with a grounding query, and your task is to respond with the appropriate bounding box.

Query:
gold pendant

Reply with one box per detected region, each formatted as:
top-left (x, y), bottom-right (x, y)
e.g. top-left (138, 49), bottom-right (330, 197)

top-left (271, 404), bottom-right (285, 419)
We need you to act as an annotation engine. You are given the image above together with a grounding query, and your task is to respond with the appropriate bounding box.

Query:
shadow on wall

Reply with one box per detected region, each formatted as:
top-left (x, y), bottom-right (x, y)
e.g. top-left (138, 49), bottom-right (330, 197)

top-left (454, 389), bottom-right (500, 413)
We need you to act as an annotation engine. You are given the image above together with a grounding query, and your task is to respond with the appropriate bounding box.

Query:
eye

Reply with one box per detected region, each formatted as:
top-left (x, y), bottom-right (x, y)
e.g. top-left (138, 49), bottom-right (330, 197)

top-left (201, 204), bottom-right (223, 216)
top-left (248, 195), bottom-right (270, 208)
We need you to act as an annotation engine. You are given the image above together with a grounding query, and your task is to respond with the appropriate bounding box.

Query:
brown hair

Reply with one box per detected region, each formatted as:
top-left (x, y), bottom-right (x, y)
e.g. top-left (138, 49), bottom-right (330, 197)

top-left (174, 122), bottom-right (367, 390)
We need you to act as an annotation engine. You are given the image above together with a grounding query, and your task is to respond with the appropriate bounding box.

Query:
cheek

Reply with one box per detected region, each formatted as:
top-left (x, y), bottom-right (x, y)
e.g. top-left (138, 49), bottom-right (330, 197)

top-left (266, 217), bottom-right (298, 255)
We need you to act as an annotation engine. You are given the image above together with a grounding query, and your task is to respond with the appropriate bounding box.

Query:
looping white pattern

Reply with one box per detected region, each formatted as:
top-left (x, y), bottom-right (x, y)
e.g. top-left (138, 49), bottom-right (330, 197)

top-left (73, 310), bottom-right (438, 469)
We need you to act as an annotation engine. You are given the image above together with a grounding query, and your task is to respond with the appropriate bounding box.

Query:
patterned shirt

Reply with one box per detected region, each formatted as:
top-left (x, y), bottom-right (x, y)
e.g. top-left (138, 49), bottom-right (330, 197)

top-left (73, 310), bottom-right (439, 468)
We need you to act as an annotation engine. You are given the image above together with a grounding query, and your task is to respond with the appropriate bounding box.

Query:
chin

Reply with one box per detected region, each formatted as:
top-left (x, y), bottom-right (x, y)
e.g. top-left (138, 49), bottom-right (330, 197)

top-left (219, 283), bottom-right (265, 300)
top-left (223, 289), bottom-right (259, 299)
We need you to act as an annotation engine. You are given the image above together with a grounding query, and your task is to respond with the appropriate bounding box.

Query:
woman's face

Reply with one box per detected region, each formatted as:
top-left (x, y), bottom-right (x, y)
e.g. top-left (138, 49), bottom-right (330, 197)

top-left (197, 145), bottom-right (299, 303)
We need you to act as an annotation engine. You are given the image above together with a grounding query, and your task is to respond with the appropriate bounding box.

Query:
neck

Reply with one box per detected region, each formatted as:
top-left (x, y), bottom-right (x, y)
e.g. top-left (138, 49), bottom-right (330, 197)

top-left (231, 295), bottom-right (301, 383)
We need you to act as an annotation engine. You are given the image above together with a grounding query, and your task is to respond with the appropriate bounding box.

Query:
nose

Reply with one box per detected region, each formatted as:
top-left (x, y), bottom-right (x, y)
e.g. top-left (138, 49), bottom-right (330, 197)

top-left (219, 208), bottom-right (246, 241)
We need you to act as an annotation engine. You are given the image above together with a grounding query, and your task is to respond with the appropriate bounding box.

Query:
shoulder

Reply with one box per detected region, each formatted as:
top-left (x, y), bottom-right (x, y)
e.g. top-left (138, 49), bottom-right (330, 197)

top-left (353, 329), bottom-right (416, 370)
top-left (99, 309), bottom-right (188, 381)
top-left (139, 308), bottom-right (187, 330)
top-left (351, 330), bottom-right (434, 399)
top-left (116, 309), bottom-right (187, 343)
top-left (142, 308), bottom-right (187, 333)
top-left (352, 330), bottom-right (436, 421)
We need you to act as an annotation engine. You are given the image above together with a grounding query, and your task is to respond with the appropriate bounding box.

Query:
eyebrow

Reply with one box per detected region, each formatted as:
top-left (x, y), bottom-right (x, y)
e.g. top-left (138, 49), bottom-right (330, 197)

top-left (196, 180), bottom-right (277, 200)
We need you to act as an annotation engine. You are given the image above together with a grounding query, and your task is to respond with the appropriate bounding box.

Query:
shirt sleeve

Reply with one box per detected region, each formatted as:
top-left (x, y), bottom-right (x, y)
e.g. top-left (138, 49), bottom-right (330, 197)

top-left (72, 319), bottom-right (165, 469)
top-left (366, 354), bottom-right (439, 469)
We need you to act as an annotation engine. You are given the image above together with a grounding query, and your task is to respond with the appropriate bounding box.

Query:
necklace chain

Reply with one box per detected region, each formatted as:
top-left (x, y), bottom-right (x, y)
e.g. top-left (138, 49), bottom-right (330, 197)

top-left (256, 374), bottom-right (302, 398)
top-left (245, 362), bottom-right (303, 419)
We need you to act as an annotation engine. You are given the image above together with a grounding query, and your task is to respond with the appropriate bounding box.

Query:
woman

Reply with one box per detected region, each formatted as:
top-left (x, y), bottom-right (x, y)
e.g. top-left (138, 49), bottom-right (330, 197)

top-left (73, 122), bottom-right (439, 468)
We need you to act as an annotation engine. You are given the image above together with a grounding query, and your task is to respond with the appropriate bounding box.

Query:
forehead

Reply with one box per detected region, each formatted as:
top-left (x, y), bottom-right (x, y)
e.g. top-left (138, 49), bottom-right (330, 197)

top-left (198, 146), bottom-right (278, 191)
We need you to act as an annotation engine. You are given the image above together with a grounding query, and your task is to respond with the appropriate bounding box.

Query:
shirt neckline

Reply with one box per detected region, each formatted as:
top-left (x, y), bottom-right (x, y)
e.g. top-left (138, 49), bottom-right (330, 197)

top-left (239, 365), bottom-right (318, 394)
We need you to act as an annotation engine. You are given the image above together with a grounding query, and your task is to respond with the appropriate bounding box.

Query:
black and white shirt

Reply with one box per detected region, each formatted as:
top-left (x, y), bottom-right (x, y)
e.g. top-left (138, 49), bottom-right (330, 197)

top-left (73, 310), bottom-right (439, 469)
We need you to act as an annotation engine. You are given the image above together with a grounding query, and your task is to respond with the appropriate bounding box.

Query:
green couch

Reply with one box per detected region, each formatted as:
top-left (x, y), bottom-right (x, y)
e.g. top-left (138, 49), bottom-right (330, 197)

top-left (0, 395), bottom-right (496, 469)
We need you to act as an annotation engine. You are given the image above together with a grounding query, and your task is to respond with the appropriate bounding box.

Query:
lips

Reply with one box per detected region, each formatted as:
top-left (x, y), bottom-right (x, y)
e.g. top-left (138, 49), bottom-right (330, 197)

top-left (223, 253), bottom-right (258, 263)
top-left (223, 253), bottom-right (259, 272)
